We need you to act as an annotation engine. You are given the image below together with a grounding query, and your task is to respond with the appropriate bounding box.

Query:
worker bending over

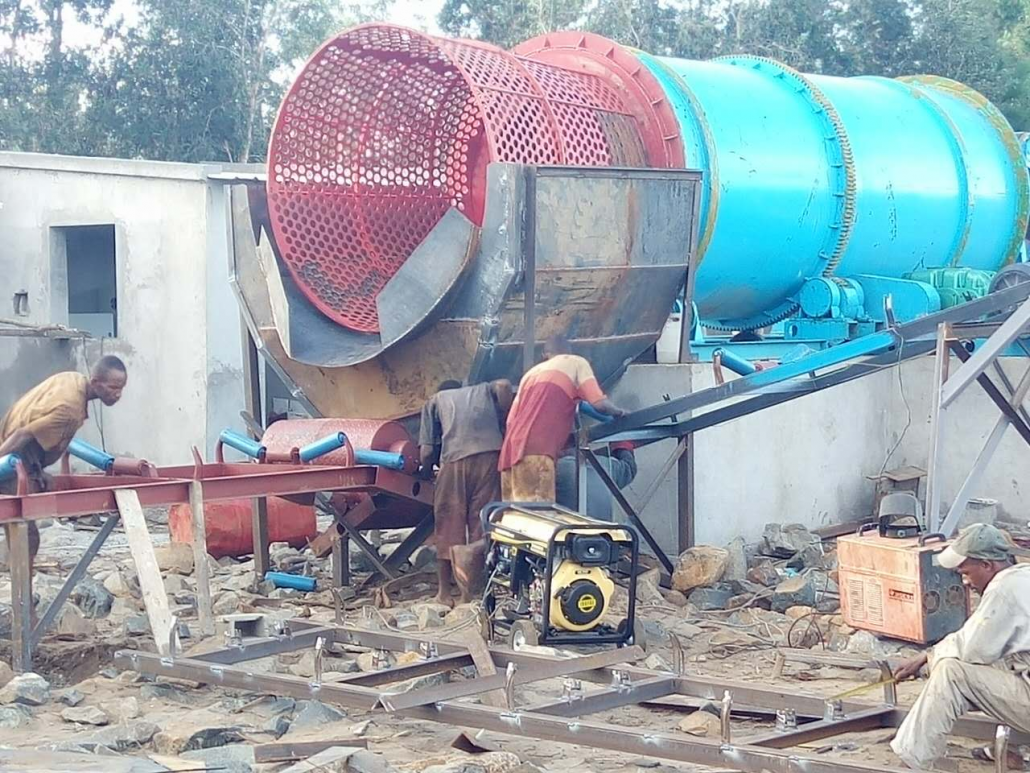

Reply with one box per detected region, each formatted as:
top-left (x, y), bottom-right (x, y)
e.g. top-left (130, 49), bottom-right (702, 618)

top-left (499, 335), bottom-right (625, 502)
top-left (0, 357), bottom-right (128, 568)
top-left (891, 523), bottom-right (1030, 770)
top-left (419, 379), bottom-right (514, 606)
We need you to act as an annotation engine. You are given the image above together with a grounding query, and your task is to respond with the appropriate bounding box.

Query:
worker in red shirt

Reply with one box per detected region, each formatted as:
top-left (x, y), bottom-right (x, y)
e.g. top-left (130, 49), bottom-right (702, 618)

top-left (499, 335), bottom-right (626, 502)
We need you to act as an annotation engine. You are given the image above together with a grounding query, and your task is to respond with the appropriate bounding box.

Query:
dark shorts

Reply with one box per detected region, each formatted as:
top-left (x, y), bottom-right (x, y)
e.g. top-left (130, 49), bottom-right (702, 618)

top-left (434, 451), bottom-right (500, 557)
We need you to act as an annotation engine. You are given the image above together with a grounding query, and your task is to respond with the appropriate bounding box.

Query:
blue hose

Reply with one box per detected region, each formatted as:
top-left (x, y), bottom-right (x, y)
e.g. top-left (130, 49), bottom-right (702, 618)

top-left (714, 347), bottom-right (757, 376)
top-left (578, 401), bottom-right (614, 423)
top-left (354, 449), bottom-right (405, 470)
top-left (265, 571), bottom-right (316, 592)
top-left (68, 438), bottom-right (115, 472)
top-left (298, 432), bottom-right (347, 462)
top-left (0, 454), bottom-right (21, 482)
top-left (220, 429), bottom-right (265, 459)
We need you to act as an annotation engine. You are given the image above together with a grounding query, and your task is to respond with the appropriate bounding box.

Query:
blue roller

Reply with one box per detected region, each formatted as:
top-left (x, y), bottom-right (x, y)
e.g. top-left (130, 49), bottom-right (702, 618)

top-left (354, 449), bottom-right (405, 470)
top-left (633, 52), bottom-right (1029, 331)
top-left (713, 348), bottom-right (757, 376)
top-left (219, 429), bottom-right (265, 460)
top-left (298, 432), bottom-right (347, 462)
top-left (0, 454), bottom-right (21, 482)
top-left (68, 438), bottom-right (115, 472)
top-left (265, 571), bottom-right (316, 592)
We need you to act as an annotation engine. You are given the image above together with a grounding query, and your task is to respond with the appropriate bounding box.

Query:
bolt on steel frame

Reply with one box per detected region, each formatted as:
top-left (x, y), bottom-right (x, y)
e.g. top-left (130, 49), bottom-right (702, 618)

top-left (581, 282), bottom-right (1030, 568)
top-left (118, 621), bottom-right (1028, 773)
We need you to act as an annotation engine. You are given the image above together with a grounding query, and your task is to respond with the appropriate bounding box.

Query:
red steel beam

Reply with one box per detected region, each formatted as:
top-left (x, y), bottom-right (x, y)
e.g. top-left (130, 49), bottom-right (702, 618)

top-left (0, 464), bottom-right (433, 523)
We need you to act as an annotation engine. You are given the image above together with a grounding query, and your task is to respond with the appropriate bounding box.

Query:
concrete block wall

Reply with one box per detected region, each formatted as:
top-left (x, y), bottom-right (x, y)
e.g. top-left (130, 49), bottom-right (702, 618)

top-left (0, 153), bottom-right (250, 465)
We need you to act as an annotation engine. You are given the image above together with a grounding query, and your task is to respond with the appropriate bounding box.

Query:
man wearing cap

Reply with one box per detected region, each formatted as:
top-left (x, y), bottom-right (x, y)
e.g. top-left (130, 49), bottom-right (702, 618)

top-left (891, 523), bottom-right (1030, 770)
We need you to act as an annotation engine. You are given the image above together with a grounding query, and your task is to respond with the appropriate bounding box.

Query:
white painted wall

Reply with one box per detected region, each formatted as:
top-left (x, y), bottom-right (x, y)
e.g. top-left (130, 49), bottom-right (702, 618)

top-left (0, 153), bottom-right (253, 465)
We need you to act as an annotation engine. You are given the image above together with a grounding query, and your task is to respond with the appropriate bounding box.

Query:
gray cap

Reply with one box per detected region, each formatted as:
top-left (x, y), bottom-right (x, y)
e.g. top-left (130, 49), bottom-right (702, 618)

top-left (939, 523), bottom-right (1029, 569)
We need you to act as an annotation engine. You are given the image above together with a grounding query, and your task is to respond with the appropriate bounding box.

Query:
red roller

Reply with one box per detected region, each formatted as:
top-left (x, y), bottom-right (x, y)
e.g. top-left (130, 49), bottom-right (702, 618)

top-left (262, 418), bottom-right (418, 474)
top-left (267, 24), bottom-right (670, 334)
top-left (170, 498), bottom-right (317, 559)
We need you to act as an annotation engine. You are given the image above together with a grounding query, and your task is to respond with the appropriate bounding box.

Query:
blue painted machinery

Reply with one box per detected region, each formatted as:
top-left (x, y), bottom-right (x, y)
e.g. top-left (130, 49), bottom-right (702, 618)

top-left (514, 35), bottom-right (1030, 358)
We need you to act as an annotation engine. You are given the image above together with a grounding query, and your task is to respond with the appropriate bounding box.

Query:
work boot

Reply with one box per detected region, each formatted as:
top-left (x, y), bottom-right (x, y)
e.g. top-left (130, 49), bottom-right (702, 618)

top-left (451, 539), bottom-right (487, 601)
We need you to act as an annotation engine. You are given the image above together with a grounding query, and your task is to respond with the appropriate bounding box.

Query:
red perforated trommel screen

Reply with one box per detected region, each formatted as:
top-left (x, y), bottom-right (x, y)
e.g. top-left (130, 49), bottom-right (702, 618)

top-left (267, 24), bottom-right (671, 333)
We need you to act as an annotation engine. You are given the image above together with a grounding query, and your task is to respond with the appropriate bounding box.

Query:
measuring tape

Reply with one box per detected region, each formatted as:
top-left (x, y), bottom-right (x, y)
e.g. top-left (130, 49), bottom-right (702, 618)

top-left (829, 676), bottom-right (897, 701)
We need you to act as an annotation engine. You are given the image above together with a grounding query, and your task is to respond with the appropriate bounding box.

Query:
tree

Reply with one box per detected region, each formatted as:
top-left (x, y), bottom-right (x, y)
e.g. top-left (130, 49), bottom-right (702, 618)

top-left (84, 0), bottom-right (392, 163)
top-left (439, 0), bottom-right (588, 49)
top-left (0, 0), bottom-right (114, 153)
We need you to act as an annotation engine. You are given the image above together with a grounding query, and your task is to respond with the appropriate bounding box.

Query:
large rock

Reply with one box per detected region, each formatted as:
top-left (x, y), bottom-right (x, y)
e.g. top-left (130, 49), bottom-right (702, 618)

top-left (672, 547), bottom-right (729, 592)
top-left (413, 602), bottom-right (449, 630)
top-left (155, 543), bottom-right (194, 574)
top-left (79, 720), bottom-right (160, 752)
top-left (103, 571), bottom-right (133, 597)
top-left (687, 583), bottom-right (735, 611)
top-left (289, 700), bottom-right (347, 732)
top-left (0, 673), bottom-right (50, 705)
top-left (60, 706), bottom-right (110, 726)
top-left (55, 605), bottom-right (97, 638)
top-left (761, 523), bottom-right (820, 559)
top-left (678, 709), bottom-right (721, 737)
top-left (139, 682), bottom-right (198, 705)
top-left (265, 714), bottom-right (291, 739)
top-left (124, 614), bottom-right (151, 636)
top-left (770, 575), bottom-right (817, 613)
top-left (723, 537), bottom-right (749, 581)
top-left (0, 705), bottom-right (30, 728)
top-left (70, 577), bottom-right (113, 618)
top-left (349, 748), bottom-right (401, 773)
top-left (55, 688), bottom-right (85, 707)
top-left (281, 746), bottom-right (366, 773)
top-left (390, 610), bottom-right (419, 633)
top-left (181, 744), bottom-right (254, 773)
top-left (0, 661), bottom-right (13, 689)
top-left (746, 563), bottom-right (781, 588)
top-left (212, 591), bottom-right (241, 616)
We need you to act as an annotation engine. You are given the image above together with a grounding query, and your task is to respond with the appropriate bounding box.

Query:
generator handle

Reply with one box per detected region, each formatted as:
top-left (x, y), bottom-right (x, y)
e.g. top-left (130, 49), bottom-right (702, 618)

top-left (856, 522), bottom-right (879, 536)
top-left (917, 532), bottom-right (946, 546)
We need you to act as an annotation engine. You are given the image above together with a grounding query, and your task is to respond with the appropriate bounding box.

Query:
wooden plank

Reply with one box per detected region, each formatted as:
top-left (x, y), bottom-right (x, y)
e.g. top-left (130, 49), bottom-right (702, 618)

top-left (461, 628), bottom-right (506, 709)
top-left (189, 481), bottom-right (214, 636)
top-left (115, 488), bottom-right (174, 656)
top-left (6, 522), bottom-right (33, 672)
top-left (254, 739), bottom-right (367, 764)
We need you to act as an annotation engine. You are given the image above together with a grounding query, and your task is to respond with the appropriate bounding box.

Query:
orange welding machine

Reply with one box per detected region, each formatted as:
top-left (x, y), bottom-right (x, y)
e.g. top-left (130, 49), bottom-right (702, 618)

top-left (838, 512), bottom-right (969, 644)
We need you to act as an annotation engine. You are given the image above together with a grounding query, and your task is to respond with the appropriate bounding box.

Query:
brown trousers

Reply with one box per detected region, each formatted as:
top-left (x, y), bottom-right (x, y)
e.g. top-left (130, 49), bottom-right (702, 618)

top-left (433, 451), bottom-right (500, 559)
top-left (501, 454), bottom-right (556, 502)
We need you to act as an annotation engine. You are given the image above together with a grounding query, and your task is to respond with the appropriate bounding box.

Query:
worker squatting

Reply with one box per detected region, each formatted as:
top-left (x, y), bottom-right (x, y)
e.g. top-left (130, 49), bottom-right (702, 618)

top-left (3, 346), bottom-right (1030, 770)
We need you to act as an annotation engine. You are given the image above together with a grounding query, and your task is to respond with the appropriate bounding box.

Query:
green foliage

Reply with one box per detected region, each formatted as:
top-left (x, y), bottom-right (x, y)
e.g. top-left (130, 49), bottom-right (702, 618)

top-left (1, 0), bottom-right (1029, 162)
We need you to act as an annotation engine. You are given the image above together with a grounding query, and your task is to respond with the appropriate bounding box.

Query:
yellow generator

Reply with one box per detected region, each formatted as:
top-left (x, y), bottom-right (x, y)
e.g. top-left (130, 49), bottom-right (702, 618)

top-left (480, 502), bottom-right (642, 648)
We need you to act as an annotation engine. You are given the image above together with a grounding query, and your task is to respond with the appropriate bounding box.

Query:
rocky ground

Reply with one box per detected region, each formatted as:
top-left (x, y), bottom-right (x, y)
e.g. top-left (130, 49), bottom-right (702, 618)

top-left (0, 515), bottom-right (1019, 772)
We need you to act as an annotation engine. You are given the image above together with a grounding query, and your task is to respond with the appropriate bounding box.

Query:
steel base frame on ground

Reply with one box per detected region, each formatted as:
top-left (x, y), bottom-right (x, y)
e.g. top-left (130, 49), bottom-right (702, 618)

top-left (118, 621), bottom-right (1026, 773)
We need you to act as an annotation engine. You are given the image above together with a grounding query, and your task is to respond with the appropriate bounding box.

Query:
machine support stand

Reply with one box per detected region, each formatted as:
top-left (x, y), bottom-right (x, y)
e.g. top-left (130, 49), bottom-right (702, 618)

top-left (32, 513), bottom-right (120, 647)
top-left (924, 296), bottom-right (1030, 534)
top-left (7, 521), bottom-right (33, 672)
top-left (583, 449), bottom-right (675, 574)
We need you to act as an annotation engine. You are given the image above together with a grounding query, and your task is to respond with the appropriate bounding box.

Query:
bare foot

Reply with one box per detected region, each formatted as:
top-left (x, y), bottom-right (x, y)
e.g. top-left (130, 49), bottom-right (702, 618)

top-left (434, 592), bottom-right (455, 608)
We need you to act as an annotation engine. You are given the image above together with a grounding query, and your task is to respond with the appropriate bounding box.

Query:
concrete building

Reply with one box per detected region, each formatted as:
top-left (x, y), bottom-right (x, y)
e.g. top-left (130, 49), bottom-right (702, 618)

top-left (1, 152), bottom-right (1026, 553)
top-left (0, 152), bottom-right (260, 464)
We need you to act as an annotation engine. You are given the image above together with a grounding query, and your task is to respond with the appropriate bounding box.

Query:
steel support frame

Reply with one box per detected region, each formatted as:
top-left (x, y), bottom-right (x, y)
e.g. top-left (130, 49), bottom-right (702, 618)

top-left (922, 298), bottom-right (1030, 533)
top-left (0, 462), bottom-right (433, 672)
top-left (117, 621), bottom-right (1027, 773)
